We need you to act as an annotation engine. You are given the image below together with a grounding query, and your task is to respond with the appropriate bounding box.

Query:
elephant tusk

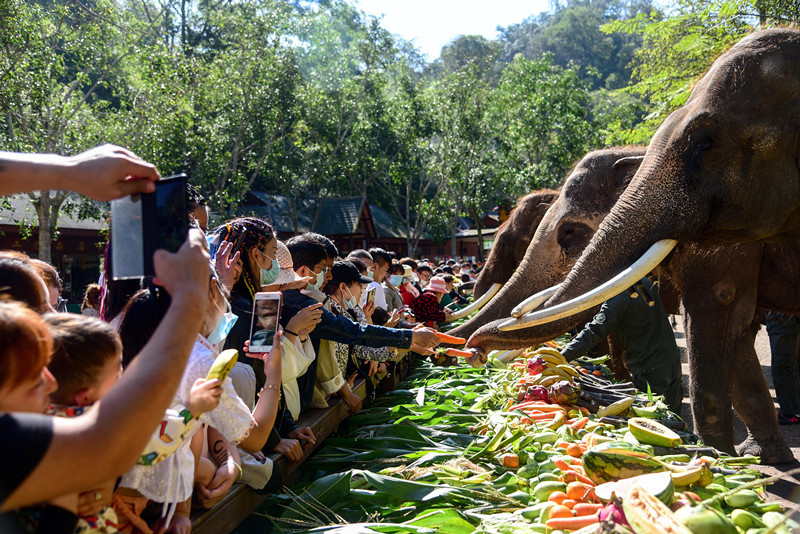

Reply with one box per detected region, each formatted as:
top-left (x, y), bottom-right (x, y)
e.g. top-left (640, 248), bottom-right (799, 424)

top-left (511, 284), bottom-right (561, 318)
top-left (448, 282), bottom-right (502, 320)
top-left (497, 239), bottom-right (677, 331)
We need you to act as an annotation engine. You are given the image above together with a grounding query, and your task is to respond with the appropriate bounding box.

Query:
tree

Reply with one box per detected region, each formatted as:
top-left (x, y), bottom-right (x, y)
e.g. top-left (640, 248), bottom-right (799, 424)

top-left (602, 0), bottom-right (750, 143)
top-left (490, 54), bottom-right (600, 191)
top-left (0, 0), bottom-right (161, 262)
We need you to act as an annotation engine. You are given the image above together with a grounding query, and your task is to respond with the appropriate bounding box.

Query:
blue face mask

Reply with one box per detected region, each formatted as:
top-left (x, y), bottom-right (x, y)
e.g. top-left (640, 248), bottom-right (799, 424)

top-left (343, 285), bottom-right (358, 310)
top-left (258, 250), bottom-right (280, 286)
top-left (207, 295), bottom-right (238, 345)
top-left (389, 274), bottom-right (403, 287)
top-left (365, 270), bottom-right (374, 281)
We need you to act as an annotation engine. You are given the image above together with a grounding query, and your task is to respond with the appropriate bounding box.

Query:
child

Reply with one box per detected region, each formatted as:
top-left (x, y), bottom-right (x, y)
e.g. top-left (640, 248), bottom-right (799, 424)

top-left (45, 314), bottom-right (223, 533)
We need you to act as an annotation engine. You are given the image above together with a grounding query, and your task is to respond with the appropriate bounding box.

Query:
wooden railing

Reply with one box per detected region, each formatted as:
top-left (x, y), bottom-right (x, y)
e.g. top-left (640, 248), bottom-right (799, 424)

top-left (191, 353), bottom-right (413, 533)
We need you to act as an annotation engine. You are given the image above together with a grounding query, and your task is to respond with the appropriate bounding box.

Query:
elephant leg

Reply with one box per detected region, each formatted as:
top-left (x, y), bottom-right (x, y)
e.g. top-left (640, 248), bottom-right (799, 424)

top-left (683, 305), bottom-right (735, 454)
top-left (678, 244), bottom-right (761, 455)
top-left (731, 322), bottom-right (794, 463)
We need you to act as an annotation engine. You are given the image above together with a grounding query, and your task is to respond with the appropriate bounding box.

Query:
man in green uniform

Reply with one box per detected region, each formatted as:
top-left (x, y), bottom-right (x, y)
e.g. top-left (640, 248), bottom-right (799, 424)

top-left (560, 276), bottom-right (683, 415)
top-left (765, 311), bottom-right (800, 424)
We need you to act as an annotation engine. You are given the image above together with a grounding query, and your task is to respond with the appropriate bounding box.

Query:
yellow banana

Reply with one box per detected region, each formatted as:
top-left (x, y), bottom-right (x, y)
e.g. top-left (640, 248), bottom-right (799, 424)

top-left (556, 364), bottom-right (580, 378)
top-left (670, 464), bottom-right (713, 488)
top-left (539, 375), bottom-right (564, 387)
top-left (533, 348), bottom-right (567, 364)
top-left (539, 354), bottom-right (566, 366)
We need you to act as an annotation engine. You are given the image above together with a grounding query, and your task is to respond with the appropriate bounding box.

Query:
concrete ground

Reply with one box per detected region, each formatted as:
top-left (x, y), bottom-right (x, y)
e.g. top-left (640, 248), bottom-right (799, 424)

top-left (671, 316), bottom-right (800, 509)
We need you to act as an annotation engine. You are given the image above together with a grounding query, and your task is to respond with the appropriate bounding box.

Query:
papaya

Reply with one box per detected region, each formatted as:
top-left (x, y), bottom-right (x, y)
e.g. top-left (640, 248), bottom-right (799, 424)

top-left (594, 471), bottom-right (674, 506)
top-left (622, 484), bottom-right (691, 534)
top-left (628, 417), bottom-right (682, 447)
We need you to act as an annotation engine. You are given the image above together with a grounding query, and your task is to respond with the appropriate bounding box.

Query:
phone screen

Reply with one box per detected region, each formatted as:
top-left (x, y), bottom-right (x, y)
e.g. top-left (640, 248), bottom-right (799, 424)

top-left (249, 292), bottom-right (282, 353)
top-left (111, 174), bottom-right (188, 279)
top-left (367, 287), bottom-right (376, 305)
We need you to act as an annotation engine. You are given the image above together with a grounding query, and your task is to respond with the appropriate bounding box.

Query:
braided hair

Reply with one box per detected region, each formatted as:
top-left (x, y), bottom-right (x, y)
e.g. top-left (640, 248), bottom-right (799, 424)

top-left (209, 217), bottom-right (275, 300)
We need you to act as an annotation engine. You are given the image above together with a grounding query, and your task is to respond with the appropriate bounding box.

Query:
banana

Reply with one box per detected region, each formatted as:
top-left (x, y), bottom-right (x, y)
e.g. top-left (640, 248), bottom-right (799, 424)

top-left (539, 375), bottom-right (564, 387)
top-left (533, 348), bottom-right (567, 364)
top-left (556, 364), bottom-right (580, 378)
top-left (541, 367), bottom-right (564, 377)
top-left (539, 354), bottom-right (566, 366)
top-left (670, 464), bottom-right (712, 487)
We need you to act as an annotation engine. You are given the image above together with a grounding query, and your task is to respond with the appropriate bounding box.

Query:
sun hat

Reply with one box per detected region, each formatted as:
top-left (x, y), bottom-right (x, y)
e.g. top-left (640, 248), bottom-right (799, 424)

top-left (424, 276), bottom-right (448, 294)
top-left (401, 264), bottom-right (415, 279)
top-left (261, 241), bottom-right (314, 291)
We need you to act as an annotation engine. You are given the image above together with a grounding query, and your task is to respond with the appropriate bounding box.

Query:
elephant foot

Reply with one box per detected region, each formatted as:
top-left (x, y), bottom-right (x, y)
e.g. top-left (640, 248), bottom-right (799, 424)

top-left (736, 433), bottom-right (794, 464)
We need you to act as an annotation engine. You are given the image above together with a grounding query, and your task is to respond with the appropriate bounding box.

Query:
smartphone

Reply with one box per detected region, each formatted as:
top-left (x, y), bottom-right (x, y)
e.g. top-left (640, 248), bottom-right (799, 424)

top-left (249, 292), bottom-right (282, 353)
top-left (396, 305), bottom-right (409, 313)
top-left (366, 287), bottom-right (377, 305)
top-left (110, 174), bottom-right (188, 279)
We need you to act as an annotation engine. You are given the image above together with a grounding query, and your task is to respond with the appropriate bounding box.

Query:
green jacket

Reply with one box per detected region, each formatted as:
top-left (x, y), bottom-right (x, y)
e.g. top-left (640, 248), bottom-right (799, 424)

top-left (561, 276), bottom-right (679, 372)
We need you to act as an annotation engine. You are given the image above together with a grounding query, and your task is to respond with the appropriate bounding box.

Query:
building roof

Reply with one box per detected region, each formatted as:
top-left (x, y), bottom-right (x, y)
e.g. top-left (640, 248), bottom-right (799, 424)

top-left (311, 197), bottom-right (366, 235)
top-left (0, 194), bottom-right (106, 231)
top-left (238, 192), bottom-right (314, 234)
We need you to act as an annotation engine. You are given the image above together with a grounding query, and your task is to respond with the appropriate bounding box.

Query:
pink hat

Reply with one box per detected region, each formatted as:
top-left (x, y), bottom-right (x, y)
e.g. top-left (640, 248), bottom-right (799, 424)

top-left (261, 241), bottom-right (314, 291)
top-left (424, 276), bottom-right (448, 294)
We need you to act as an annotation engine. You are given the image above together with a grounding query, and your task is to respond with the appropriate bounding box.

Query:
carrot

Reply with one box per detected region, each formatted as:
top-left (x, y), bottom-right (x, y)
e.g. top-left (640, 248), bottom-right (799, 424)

top-left (561, 499), bottom-right (578, 510)
top-left (569, 417), bottom-right (590, 431)
top-left (554, 459), bottom-right (573, 472)
top-left (566, 443), bottom-right (584, 457)
top-left (544, 341), bottom-right (561, 349)
top-left (523, 404), bottom-right (566, 413)
top-left (527, 412), bottom-right (559, 421)
top-left (561, 470), bottom-right (596, 487)
top-left (566, 481), bottom-right (590, 501)
top-left (547, 504), bottom-right (572, 518)
top-left (546, 515), bottom-right (600, 530)
top-left (548, 491), bottom-right (569, 505)
top-left (445, 347), bottom-right (474, 358)
top-left (436, 332), bottom-right (467, 344)
top-left (506, 401), bottom-right (542, 411)
top-left (573, 503), bottom-right (603, 516)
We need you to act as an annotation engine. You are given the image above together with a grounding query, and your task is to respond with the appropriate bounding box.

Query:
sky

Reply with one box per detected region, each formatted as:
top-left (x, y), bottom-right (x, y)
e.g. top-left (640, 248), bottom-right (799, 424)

top-left (354, 0), bottom-right (552, 61)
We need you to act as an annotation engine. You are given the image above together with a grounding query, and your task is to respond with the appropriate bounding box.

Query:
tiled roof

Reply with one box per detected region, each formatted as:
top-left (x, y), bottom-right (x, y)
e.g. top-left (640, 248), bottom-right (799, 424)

top-left (311, 197), bottom-right (365, 235)
top-left (0, 194), bottom-right (106, 231)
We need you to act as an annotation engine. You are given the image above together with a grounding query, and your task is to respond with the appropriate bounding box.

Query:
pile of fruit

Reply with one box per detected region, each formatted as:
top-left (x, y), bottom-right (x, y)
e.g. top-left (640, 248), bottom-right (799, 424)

top-left (259, 344), bottom-right (798, 534)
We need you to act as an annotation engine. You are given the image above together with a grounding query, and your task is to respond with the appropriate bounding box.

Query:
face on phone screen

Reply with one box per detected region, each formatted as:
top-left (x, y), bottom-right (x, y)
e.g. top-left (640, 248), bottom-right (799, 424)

top-left (249, 297), bottom-right (280, 352)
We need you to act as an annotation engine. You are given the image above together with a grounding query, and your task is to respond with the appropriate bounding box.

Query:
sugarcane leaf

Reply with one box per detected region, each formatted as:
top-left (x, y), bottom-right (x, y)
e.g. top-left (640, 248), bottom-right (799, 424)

top-left (403, 509), bottom-right (477, 534)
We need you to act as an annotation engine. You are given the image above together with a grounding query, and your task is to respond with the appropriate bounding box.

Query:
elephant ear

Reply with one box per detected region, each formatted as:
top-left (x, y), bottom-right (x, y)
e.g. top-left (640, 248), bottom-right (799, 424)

top-left (611, 154), bottom-right (645, 196)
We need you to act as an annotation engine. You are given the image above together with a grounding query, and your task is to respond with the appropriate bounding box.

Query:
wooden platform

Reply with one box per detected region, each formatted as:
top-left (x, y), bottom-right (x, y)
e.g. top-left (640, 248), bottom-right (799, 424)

top-left (191, 353), bottom-right (414, 534)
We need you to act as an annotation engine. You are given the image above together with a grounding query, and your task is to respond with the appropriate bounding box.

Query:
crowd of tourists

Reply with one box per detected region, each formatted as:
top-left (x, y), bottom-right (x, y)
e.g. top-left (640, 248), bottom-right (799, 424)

top-left (0, 145), bottom-right (484, 534)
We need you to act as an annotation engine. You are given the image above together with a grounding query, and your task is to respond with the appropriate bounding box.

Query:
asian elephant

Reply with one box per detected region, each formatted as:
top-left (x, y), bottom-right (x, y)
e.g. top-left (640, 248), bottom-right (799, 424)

top-left (448, 148), bottom-right (648, 342)
top-left (473, 189), bottom-right (559, 299)
top-left (467, 28), bottom-right (800, 463)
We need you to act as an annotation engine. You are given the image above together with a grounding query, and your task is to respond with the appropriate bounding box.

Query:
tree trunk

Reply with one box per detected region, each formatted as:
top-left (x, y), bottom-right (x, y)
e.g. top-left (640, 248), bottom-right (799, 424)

top-left (36, 192), bottom-right (52, 262)
top-left (476, 215), bottom-right (484, 263)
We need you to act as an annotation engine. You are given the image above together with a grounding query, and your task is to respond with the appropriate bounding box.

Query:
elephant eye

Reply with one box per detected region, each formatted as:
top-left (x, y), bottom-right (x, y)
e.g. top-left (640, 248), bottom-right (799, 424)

top-left (696, 138), bottom-right (712, 151)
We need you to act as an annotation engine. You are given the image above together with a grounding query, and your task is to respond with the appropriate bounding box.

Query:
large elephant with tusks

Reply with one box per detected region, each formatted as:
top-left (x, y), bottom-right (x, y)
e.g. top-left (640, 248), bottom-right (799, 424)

top-left (466, 29), bottom-right (800, 463)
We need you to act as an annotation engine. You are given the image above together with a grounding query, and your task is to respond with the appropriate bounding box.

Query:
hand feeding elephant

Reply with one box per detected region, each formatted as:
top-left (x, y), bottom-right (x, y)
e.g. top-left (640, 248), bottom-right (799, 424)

top-left (467, 28), bottom-right (800, 463)
top-left (473, 189), bottom-right (559, 299)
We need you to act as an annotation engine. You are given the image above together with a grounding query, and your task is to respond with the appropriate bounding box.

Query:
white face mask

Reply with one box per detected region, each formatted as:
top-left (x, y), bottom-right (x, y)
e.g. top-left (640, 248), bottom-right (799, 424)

top-left (307, 268), bottom-right (326, 291)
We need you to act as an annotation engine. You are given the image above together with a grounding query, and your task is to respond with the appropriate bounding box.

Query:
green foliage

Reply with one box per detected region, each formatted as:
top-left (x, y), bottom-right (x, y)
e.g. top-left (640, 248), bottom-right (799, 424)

top-left (602, 1), bottom-right (751, 143)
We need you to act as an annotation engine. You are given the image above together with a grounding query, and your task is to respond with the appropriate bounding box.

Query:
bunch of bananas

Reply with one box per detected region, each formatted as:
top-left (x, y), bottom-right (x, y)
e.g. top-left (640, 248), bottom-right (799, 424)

top-left (522, 347), bottom-right (580, 387)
